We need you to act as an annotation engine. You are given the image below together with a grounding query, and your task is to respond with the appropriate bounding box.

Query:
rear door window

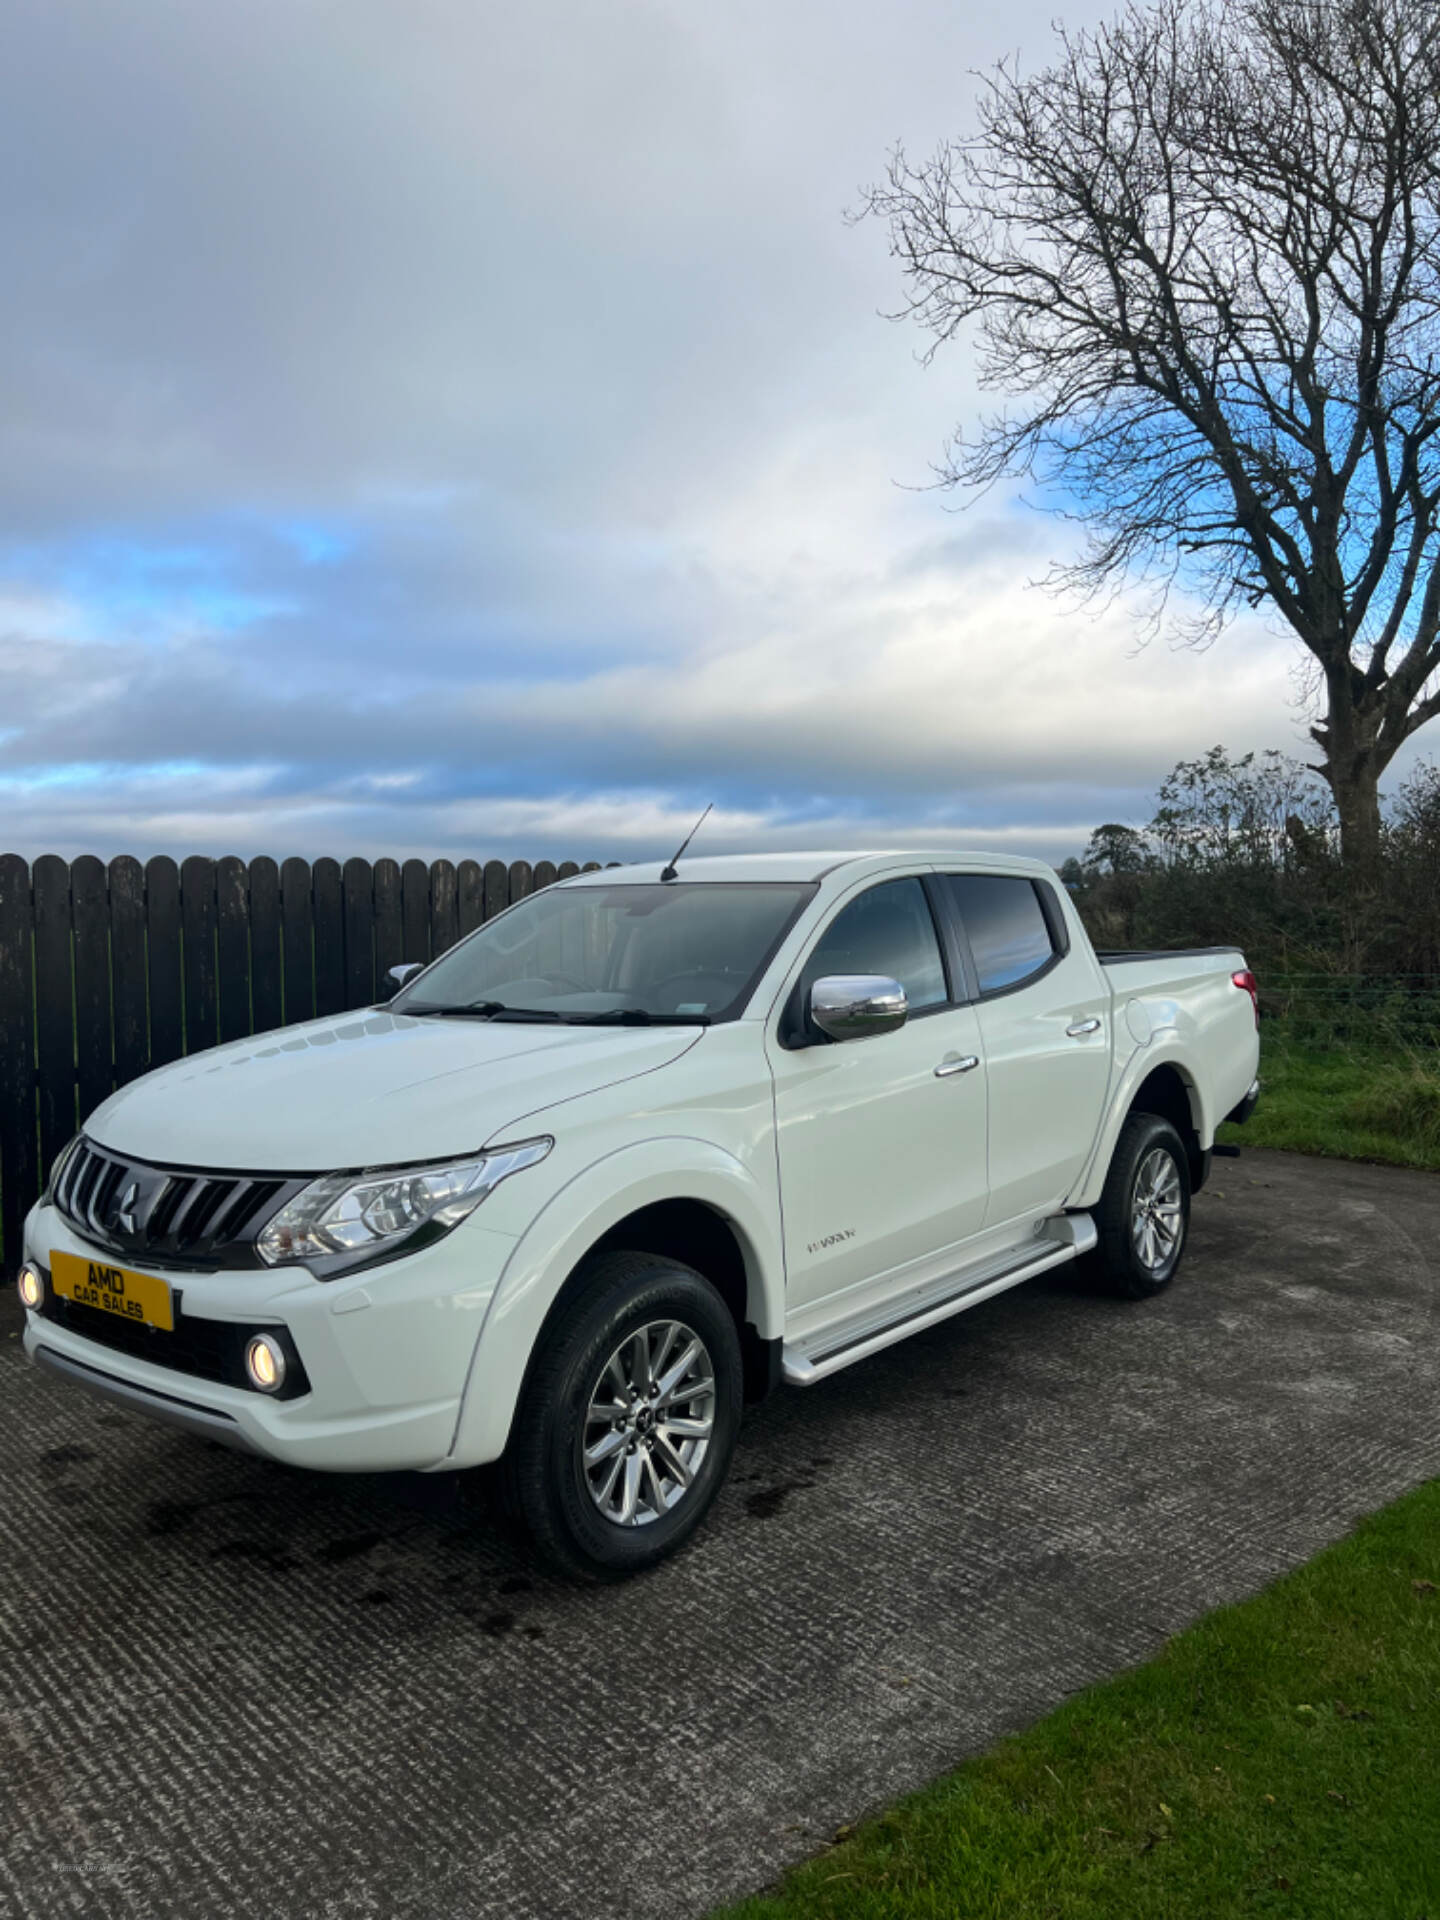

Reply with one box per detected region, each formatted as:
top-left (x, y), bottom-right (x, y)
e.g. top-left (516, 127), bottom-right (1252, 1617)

top-left (942, 874), bottom-right (1058, 994)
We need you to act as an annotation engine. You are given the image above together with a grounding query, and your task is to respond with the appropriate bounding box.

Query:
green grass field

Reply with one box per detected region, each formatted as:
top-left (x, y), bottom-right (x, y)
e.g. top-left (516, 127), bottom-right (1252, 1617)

top-left (716, 1481), bottom-right (1440, 1920)
top-left (1217, 1025), bottom-right (1440, 1172)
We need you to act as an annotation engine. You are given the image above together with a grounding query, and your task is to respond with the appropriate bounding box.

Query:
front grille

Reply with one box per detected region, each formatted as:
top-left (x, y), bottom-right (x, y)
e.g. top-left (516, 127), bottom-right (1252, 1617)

top-left (37, 1286), bottom-right (310, 1400)
top-left (52, 1137), bottom-right (309, 1271)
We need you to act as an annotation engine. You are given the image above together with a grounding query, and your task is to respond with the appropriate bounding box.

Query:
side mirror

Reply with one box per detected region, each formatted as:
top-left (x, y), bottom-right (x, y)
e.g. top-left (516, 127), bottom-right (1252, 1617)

top-left (379, 962), bottom-right (425, 1001)
top-left (809, 974), bottom-right (908, 1042)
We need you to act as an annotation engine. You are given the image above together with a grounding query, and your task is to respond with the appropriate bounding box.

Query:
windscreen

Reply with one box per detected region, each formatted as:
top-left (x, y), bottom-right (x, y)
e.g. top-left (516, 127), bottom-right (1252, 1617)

top-left (395, 882), bottom-right (814, 1022)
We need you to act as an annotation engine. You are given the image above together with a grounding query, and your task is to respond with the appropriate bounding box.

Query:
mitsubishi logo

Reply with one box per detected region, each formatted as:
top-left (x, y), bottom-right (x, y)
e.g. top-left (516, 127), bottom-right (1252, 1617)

top-left (116, 1180), bottom-right (141, 1237)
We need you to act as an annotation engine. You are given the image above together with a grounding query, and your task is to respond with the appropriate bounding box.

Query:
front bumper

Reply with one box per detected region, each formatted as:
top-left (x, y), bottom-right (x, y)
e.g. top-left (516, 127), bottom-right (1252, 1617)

top-left (20, 1203), bottom-right (519, 1472)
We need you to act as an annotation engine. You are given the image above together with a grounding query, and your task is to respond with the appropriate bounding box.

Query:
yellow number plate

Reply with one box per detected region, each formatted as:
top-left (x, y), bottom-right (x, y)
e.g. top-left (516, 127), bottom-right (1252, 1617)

top-left (49, 1250), bottom-right (174, 1332)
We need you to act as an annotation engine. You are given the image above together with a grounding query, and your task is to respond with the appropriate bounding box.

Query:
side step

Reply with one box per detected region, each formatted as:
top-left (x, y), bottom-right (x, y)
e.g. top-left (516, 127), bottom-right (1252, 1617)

top-left (782, 1213), bottom-right (1096, 1387)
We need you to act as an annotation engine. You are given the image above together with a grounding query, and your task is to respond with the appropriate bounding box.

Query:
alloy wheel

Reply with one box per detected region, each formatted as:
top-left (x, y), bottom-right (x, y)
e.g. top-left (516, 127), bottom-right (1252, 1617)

top-left (1131, 1145), bottom-right (1184, 1270)
top-left (581, 1320), bottom-right (716, 1527)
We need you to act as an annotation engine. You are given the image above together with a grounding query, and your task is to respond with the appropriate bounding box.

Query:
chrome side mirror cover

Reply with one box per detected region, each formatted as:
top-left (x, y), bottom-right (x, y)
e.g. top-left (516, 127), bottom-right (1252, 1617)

top-left (809, 974), bottom-right (908, 1042)
top-left (380, 961), bottom-right (425, 1001)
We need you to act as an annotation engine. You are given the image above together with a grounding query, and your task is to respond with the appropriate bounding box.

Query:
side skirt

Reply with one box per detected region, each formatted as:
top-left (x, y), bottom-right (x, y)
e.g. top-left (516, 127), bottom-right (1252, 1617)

top-left (781, 1213), bottom-right (1096, 1387)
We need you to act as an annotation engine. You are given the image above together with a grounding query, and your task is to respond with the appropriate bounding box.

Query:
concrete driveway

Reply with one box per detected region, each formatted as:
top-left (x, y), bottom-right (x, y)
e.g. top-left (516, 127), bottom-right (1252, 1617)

top-left (3, 1147), bottom-right (1439, 1920)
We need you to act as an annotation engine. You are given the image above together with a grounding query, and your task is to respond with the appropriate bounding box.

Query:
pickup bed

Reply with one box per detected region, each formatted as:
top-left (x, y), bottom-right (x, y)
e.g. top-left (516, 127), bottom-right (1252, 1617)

top-left (20, 850), bottom-right (1260, 1578)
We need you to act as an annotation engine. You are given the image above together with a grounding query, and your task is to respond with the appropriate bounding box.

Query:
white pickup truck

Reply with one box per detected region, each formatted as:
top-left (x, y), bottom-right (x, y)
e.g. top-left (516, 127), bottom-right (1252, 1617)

top-left (20, 851), bottom-right (1259, 1577)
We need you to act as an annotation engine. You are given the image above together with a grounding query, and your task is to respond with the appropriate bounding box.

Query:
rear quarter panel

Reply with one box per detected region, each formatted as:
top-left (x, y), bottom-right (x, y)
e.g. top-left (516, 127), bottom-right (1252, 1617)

top-left (1069, 952), bottom-right (1259, 1208)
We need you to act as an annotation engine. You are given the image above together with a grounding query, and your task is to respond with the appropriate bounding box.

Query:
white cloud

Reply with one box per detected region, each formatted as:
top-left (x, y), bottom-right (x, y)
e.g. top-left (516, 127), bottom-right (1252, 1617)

top-left (0, 0), bottom-right (1409, 863)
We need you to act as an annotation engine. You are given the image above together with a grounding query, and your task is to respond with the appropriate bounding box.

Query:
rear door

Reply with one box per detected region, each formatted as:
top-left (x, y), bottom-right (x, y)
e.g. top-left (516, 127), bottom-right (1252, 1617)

top-left (768, 874), bottom-right (989, 1318)
top-left (935, 872), bottom-right (1111, 1228)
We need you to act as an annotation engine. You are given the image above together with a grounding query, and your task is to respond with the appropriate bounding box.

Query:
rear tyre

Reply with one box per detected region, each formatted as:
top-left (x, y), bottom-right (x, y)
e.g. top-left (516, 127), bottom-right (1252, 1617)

top-left (501, 1251), bottom-right (743, 1581)
top-left (1092, 1112), bottom-right (1191, 1298)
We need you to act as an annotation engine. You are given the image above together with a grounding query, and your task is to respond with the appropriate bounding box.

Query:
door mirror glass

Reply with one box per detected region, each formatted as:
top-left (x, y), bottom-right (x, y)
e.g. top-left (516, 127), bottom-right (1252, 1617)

top-left (810, 974), bottom-right (908, 1042)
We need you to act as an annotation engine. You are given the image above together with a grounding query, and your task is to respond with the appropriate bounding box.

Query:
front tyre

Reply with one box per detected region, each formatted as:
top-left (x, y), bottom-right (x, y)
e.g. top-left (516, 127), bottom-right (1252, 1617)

top-left (502, 1252), bottom-right (743, 1581)
top-left (1093, 1112), bottom-right (1191, 1298)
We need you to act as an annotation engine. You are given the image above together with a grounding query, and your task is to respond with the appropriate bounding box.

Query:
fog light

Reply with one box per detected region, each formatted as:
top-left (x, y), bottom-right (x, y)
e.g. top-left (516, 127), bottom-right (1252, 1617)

top-left (244, 1332), bottom-right (287, 1393)
top-left (17, 1263), bottom-right (43, 1311)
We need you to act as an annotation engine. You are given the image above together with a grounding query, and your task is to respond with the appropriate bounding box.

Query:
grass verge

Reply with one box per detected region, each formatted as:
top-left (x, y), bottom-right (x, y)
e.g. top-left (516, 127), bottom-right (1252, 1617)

top-left (715, 1480), bottom-right (1440, 1920)
top-left (1217, 1026), bottom-right (1440, 1172)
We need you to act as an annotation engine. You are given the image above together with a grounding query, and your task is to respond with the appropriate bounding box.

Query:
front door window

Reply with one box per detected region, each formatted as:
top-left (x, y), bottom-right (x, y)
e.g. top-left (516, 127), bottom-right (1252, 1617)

top-left (800, 876), bottom-right (949, 1013)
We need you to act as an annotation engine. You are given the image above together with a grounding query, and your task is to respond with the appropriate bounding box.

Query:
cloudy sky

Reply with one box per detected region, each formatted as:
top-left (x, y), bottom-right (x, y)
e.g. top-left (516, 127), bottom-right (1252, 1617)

top-left (1, 0), bottom-right (1359, 866)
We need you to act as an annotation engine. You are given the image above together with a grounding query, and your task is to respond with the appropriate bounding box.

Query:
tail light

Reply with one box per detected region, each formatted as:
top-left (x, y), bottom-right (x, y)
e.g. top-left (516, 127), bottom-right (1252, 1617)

top-left (1232, 970), bottom-right (1259, 1028)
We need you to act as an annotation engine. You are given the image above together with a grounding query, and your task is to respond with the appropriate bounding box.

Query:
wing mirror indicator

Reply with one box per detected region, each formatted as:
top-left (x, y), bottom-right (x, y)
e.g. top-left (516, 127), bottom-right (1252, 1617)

top-left (809, 975), bottom-right (908, 1042)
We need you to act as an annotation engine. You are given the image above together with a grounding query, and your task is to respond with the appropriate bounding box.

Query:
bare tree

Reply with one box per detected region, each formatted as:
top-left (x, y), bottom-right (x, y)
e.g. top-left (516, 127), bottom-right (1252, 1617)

top-left (865, 0), bottom-right (1440, 874)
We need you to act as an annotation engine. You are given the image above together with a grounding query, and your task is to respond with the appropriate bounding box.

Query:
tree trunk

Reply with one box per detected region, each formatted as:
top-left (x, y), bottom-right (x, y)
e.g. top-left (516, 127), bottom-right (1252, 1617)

top-left (1323, 754), bottom-right (1384, 881)
top-left (1315, 654), bottom-right (1388, 881)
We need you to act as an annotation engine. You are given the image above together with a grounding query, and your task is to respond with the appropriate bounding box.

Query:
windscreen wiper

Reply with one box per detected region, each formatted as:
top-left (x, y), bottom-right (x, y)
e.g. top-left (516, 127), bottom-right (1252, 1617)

top-left (400, 1001), bottom-right (509, 1018)
top-left (563, 1009), bottom-right (712, 1026)
top-left (402, 1003), bottom-right (706, 1026)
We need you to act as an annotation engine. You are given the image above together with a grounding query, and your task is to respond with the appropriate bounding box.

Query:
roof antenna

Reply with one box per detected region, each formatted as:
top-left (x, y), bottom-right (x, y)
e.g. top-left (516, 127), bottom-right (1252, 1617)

top-left (660, 803), bottom-right (713, 882)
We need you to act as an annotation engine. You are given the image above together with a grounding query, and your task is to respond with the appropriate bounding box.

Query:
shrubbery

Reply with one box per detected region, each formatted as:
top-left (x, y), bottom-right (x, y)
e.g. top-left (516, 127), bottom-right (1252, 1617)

top-left (1064, 748), bottom-right (1440, 1046)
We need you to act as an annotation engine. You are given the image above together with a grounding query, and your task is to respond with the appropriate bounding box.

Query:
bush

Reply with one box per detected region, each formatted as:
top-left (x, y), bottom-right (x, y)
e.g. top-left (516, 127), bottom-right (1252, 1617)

top-left (1068, 749), bottom-right (1440, 1041)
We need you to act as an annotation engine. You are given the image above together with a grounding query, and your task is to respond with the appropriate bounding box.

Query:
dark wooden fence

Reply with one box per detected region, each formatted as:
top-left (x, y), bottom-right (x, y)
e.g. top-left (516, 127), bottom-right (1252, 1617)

top-left (0, 852), bottom-right (606, 1273)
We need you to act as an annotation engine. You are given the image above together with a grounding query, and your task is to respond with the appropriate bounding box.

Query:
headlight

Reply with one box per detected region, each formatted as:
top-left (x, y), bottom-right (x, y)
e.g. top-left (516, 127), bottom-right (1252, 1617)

top-left (256, 1138), bottom-right (552, 1277)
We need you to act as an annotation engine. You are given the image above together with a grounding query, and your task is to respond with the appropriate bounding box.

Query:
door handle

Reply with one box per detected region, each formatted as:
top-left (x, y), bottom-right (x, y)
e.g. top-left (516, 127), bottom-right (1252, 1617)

top-left (935, 1054), bottom-right (980, 1077)
top-left (1066, 1017), bottom-right (1102, 1037)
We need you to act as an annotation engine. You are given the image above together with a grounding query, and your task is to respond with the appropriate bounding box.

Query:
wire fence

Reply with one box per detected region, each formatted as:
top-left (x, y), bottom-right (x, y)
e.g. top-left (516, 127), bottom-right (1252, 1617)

top-left (1256, 975), bottom-right (1440, 1050)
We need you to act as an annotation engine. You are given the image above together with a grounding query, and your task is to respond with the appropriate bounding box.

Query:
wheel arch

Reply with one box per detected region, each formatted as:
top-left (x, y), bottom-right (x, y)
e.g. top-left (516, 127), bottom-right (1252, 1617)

top-left (447, 1142), bottom-right (783, 1467)
top-left (1071, 1046), bottom-right (1212, 1209)
top-left (552, 1196), bottom-right (775, 1401)
top-left (1127, 1061), bottom-right (1207, 1190)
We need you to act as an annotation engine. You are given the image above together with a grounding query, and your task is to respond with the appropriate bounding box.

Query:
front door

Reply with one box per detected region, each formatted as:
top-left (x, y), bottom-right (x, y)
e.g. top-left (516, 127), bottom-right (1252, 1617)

top-left (767, 875), bottom-right (990, 1319)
